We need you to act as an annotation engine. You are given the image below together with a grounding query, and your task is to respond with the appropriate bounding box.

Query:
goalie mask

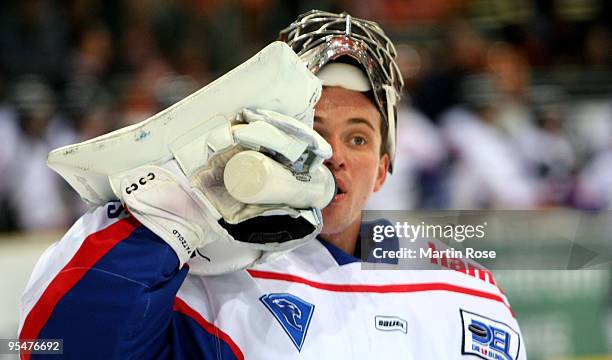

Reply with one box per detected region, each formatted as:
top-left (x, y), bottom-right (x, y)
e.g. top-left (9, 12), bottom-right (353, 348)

top-left (279, 10), bottom-right (404, 172)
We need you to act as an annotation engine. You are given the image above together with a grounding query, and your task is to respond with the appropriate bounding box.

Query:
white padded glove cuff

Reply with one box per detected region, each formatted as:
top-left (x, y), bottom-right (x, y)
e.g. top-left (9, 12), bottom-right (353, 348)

top-left (109, 161), bottom-right (217, 266)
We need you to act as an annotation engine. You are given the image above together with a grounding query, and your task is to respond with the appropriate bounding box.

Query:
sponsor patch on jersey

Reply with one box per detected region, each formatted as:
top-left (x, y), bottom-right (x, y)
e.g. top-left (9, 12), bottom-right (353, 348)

top-left (260, 293), bottom-right (314, 352)
top-left (374, 315), bottom-right (407, 334)
top-left (460, 309), bottom-right (520, 360)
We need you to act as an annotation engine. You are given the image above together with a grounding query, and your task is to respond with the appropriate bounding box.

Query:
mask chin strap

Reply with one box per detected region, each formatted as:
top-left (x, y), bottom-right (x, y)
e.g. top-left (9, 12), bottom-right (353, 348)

top-left (383, 84), bottom-right (397, 170)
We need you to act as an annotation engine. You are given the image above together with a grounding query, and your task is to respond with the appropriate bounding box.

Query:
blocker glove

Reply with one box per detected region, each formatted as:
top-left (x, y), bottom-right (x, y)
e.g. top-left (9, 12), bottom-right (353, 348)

top-left (109, 108), bottom-right (333, 275)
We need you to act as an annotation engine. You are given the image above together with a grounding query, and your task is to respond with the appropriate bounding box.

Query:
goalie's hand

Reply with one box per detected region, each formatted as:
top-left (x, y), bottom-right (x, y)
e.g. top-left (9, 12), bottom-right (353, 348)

top-left (185, 108), bottom-right (334, 275)
top-left (194, 108), bottom-right (333, 225)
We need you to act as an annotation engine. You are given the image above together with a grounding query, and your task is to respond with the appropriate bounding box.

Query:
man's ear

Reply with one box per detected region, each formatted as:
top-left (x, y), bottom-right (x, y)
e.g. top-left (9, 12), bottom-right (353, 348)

top-left (373, 153), bottom-right (390, 192)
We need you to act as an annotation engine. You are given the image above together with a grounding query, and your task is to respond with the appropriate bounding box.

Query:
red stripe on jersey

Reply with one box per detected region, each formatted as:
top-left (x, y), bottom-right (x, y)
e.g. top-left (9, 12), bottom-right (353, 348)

top-left (19, 216), bottom-right (140, 360)
top-left (173, 297), bottom-right (245, 360)
top-left (247, 269), bottom-right (514, 316)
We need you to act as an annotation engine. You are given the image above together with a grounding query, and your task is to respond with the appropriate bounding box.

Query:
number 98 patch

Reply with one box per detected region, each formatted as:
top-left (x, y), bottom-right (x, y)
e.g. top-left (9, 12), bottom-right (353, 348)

top-left (460, 309), bottom-right (520, 360)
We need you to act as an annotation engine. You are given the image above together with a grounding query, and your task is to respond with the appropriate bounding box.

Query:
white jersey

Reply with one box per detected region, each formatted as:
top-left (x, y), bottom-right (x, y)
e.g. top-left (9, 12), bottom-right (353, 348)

top-left (20, 203), bottom-right (525, 359)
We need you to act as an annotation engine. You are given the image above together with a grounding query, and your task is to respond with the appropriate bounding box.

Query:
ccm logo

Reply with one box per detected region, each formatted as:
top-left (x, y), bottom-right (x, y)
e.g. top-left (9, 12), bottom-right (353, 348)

top-left (125, 172), bottom-right (156, 194)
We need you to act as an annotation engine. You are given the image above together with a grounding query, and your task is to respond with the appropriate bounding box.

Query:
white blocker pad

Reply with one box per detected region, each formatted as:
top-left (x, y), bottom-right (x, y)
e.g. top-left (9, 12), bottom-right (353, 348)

top-left (47, 41), bottom-right (322, 206)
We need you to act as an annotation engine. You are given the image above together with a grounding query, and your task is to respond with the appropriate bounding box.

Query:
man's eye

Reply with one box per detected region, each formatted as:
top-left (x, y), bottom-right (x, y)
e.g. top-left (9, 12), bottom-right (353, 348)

top-left (350, 136), bottom-right (367, 146)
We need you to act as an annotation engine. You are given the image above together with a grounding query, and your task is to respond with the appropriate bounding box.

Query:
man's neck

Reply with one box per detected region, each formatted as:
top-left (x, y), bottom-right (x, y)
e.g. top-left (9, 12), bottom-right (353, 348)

top-left (320, 218), bottom-right (361, 255)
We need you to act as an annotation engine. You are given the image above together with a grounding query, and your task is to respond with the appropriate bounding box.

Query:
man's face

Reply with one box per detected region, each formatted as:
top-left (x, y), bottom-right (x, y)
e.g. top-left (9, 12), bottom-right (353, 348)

top-left (314, 86), bottom-right (389, 236)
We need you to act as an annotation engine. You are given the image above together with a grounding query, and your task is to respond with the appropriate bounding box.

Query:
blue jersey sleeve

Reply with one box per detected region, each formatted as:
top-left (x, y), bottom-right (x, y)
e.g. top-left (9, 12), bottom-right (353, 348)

top-left (20, 204), bottom-right (187, 359)
top-left (20, 202), bottom-right (247, 360)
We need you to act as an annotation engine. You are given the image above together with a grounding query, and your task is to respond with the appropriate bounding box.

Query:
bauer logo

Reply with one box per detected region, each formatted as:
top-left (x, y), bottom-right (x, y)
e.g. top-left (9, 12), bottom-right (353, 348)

top-left (460, 309), bottom-right (520, 360)
top-left (260, 293), bottom-right (314, 352)
top-left (374, 315), bottom-right (407, 334)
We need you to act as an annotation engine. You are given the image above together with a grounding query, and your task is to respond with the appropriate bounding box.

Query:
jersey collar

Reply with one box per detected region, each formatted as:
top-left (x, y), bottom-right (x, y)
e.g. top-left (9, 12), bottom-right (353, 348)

top-left (318, 219), bottom-right (399, 266)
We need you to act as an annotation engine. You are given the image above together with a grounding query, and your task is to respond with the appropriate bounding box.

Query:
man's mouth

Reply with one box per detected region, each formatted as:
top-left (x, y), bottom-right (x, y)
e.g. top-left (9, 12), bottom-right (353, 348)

top-left (333, 179), bottom-right (348, 202)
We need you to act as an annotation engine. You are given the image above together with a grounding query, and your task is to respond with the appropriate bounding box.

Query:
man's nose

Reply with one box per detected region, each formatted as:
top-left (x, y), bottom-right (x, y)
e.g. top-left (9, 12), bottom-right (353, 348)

top-left (323, 138), bottom-right (346, 171)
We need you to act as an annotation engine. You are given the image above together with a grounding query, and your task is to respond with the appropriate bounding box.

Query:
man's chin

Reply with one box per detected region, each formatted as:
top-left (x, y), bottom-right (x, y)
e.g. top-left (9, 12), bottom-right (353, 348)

top-left (321, 208), bottom-right (353, 237)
